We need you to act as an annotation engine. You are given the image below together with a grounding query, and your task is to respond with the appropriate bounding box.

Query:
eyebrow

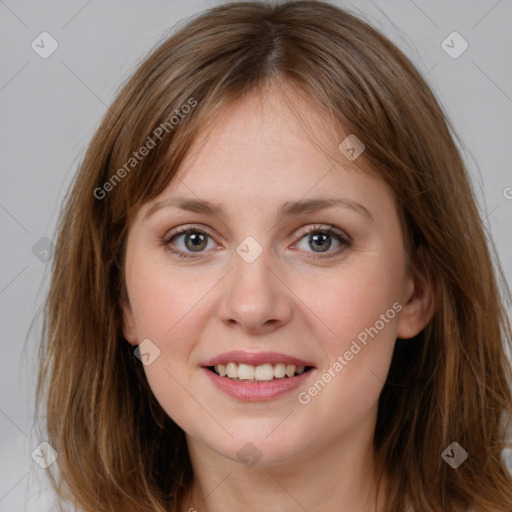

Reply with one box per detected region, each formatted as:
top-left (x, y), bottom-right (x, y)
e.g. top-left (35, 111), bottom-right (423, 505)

top-left (145, 196), bottom-right (373, 220)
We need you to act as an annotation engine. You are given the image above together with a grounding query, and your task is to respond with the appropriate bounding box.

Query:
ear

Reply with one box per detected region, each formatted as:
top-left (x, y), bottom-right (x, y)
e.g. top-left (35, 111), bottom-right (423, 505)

top-left (119, 291), bottom-right (138, 346)
top-left (396, 265), bottom-right (437, 339)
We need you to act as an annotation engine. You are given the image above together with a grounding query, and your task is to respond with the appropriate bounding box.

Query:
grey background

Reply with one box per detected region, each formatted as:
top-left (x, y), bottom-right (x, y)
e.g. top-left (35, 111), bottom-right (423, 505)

top-left (1, 0), bottom-right (511, 510)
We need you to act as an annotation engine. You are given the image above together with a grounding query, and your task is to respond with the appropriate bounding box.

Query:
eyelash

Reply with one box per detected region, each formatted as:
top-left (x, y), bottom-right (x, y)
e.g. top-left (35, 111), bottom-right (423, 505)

top-left (162, 224), bottom-right (351, 261)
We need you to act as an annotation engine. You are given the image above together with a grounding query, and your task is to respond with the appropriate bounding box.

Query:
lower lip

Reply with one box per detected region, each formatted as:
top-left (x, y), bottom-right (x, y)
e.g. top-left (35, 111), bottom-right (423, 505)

top-left (202, 367), bottom-right (314, 402)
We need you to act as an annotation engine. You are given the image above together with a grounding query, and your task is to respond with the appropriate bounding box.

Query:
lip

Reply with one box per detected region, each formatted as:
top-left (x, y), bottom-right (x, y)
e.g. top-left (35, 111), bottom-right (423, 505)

top-left (202, 366), bottom-right (315, 402)
top-left (201, 350), bottom-right (315, 368)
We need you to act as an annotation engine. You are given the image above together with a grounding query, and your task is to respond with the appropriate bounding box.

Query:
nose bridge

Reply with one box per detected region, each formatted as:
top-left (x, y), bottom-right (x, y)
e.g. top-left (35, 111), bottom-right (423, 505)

top-left (233, 239), bottom-right (273, 294)
top-left (218, 236), bottom-right (293, 332)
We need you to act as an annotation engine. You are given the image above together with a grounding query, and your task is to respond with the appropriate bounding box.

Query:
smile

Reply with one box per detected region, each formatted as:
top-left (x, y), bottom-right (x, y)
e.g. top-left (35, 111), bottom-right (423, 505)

top-left (208, 362), bottom-right (313, 381)
top-left (201, 350), bottom-right (316, 401)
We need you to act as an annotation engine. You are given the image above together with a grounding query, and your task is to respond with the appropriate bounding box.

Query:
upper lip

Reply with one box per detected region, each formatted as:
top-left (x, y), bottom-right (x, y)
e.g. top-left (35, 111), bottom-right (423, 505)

top-left (202, 350), bottom-right (315, 368)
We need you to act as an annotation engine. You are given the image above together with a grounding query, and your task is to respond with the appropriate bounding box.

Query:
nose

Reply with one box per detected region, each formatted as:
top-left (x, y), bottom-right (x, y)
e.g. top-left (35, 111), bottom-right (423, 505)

top-left (217, 245), bottom-right (294, 335)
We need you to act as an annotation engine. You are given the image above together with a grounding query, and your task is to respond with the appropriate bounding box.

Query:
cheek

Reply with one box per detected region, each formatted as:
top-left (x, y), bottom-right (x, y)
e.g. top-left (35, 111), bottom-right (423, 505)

top-left (294, 250), bottom-right (404, 399)
top-left (298, 260), bottom-right (403, 345)
top-left (127, 256), bottom-right (211, 431)
top-left (127, 250), bottom-right (212, 340)
top-left (125, 251), bottom-right (210, 398)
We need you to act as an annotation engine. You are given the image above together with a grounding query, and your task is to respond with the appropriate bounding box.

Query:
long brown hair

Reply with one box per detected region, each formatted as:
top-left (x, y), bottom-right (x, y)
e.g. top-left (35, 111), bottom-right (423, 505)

top-left (35, 1), bottom-right (512, 511)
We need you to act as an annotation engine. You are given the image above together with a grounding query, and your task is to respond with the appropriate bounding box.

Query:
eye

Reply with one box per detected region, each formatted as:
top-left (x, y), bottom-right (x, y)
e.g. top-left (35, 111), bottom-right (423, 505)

top-left (164, 226), bottom-right (217, 258)
top-left (294, 224), bottom-right (351, 259)
top-left (163, 224), bottom-right (351, 260)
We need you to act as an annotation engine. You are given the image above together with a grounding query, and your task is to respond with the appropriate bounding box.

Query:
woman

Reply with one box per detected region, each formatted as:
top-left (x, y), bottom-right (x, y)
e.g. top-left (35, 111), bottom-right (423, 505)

top-left (36, 2), bottom-right (512, 511)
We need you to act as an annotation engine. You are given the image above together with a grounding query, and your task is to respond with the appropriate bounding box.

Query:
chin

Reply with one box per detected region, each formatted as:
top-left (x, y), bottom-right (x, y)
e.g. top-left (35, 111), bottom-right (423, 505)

top-left (209, 428), bottom-right (310, 468)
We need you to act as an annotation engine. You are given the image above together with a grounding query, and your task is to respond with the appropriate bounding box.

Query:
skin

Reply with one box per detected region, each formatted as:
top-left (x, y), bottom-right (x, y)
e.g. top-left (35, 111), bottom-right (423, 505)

top-left (121, 83), bottom-right (436, 512)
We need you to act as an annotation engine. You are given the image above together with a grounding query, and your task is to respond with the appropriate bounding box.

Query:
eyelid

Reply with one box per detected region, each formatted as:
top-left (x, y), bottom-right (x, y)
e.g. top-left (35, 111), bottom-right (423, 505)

top-left (291, 224), bottom-right (351, 260)
top-left (163, 223), bottom-right (351, 259)
top-left (295, 223), bottom-right (351, 241)
top-left (164, 223), bottom-right (349, 242)
top-left (163, 224), bottom-right (218, 243)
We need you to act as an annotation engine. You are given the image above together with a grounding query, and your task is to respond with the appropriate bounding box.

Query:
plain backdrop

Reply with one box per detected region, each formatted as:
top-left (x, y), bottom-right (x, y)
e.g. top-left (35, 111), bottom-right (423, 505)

top-left (0, 0), bottom-right (511, 510)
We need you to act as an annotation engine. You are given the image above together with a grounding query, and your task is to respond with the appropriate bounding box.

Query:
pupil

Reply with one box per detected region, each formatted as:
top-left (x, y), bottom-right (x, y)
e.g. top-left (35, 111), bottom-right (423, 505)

top-left (186, 232), bottom-right (207, 251)
top-left (310, 233), bottom-right (330, 252)
top-left (183, 232), bottom-right (332, 253)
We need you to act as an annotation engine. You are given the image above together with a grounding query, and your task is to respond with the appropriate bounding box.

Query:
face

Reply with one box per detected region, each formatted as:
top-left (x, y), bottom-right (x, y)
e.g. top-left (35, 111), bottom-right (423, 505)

top-left (121, 85), bottom-right (434, 467)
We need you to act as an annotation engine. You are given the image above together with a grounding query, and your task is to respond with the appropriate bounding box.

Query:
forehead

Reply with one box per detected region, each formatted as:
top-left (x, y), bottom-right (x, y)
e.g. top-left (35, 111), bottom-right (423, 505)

top-left (182, 84), bottom-right (339, 174)
top-left (141, 85), bottom-right (395, 222)
top-left (174, 87), bottom-right (366, 195)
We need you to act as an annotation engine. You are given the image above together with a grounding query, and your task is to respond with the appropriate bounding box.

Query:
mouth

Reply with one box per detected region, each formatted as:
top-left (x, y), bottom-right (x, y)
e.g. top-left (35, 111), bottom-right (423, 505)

top-left (206, 362), bottom-right (314, 382)
top-left (200, 351), bottom-right (316, 401)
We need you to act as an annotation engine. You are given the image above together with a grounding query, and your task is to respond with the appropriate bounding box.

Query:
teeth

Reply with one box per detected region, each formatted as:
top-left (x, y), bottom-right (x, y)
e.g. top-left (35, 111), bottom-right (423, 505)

top-left (238, 363), bottom-right (255, 380)
top-left (213, 362), bottom-right (309, 381)
top-left (274, 363), bottom-right (286, 378)
top-left (254, 363), bottom-right (274, 381)
top-left (285, 364), bottom-right (296, 377)
top-left (226, 362), bottom-right (237, 378)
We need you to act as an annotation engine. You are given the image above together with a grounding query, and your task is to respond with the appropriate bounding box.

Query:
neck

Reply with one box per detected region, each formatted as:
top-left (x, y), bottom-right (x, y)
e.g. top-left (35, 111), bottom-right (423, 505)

top-left (181, 417), bottom-right (386, 512)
